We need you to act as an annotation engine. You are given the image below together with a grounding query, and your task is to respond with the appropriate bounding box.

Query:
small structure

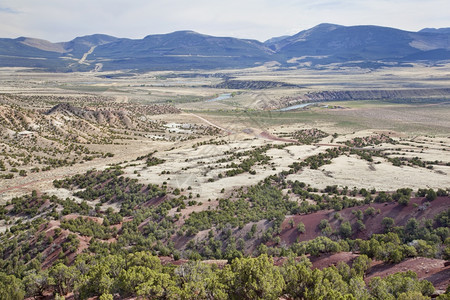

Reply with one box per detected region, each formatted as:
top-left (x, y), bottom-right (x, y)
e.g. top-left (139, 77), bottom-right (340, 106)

top-left (17, 130), bottom-right (35, 137)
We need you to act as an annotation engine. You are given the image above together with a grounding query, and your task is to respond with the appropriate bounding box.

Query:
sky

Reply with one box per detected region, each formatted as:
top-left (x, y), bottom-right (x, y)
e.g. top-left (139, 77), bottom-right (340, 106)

top-left (0, 0), bottom-right (449, 42)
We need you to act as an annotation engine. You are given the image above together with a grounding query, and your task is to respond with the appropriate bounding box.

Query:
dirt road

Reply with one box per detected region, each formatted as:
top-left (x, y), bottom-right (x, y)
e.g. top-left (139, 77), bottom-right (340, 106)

top-left (78, 46), bottom-right (96, 65)
top-left (188, 113), bottom-right (234, 134)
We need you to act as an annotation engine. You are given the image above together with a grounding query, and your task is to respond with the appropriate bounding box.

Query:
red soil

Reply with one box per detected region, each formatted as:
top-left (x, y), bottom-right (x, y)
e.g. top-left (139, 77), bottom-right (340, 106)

top-left (367, 257), bottom-right (450, 291)
top-left (309, 252), bottom-right (359, 269)
top-left (279, 196), bottom-right (450, 245)
top-left (275, 252), bottom-right (448, 291)
top-left (62, 213), bottom-right (104, 224)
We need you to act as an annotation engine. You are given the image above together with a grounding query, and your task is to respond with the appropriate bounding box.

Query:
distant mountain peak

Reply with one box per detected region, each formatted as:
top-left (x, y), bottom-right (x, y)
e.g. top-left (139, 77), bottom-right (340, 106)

top-left (289, 23), bottom-right (341, 41)
top-left (16, 37), bottom-right (66, 53)
top-left (174, 30), bottom-right (200, 34)
top-left (313, 23), bottom-right (342, 29)
top-left (144, 30), bottom-right (204, 39)
top-left (74, 33), bottom-right (118, 39)
top-left (65, 34), bottom-right (118, 46)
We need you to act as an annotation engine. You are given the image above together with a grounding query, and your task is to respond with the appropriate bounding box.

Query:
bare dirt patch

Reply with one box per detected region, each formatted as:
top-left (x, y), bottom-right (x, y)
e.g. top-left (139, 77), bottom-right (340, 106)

top-left (367, 257), bottom-right (450, 291)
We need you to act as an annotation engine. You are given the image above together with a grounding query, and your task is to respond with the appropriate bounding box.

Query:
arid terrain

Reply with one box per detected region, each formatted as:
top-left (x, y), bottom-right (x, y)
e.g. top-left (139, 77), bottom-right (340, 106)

top-left (0, 63), bottom-right (449, 298)
top-left (1, 64), bottom-right (449, 200)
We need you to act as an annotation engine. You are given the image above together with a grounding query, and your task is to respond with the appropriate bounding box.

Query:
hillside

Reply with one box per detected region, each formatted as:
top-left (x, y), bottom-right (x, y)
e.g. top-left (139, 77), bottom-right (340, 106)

top-left (0, 24), bottom-right (449, 71)
top-left (269, 24), bottom-right (450, 62)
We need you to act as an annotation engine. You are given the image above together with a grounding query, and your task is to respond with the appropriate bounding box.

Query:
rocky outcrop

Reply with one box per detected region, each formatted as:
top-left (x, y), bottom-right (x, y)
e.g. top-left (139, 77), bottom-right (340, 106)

top-left (46, 102), bottom-right (180, 129)
top-left (302, 88), bottom-right (450, 102)
top-left (268, 88), bottom-right (450, 110)
top-left (214, 80), bottom-right (299, 90)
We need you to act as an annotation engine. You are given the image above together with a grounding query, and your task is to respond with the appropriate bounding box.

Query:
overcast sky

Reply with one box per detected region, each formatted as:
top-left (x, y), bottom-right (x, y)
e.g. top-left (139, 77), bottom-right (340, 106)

top-left (1, 0), bottom-right (449, 42)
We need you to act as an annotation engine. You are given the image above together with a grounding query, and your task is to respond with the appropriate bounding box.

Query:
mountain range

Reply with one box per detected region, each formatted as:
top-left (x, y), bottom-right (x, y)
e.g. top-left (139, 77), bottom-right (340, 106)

top-left (1, 23), bottom-right (449, 72)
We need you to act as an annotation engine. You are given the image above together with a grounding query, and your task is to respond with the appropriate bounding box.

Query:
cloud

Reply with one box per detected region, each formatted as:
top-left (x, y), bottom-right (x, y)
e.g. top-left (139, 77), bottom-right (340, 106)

top-left (0, 6), bottom-right (19, 14)
top-left (0, 0), bottom-right (448, 42)
top-left (306, 0), bottom-right (352, 10)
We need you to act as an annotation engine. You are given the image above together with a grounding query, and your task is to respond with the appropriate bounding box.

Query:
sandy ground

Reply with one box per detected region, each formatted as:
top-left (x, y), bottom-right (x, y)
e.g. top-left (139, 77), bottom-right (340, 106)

top-left (288, 155), bottom-right (449, 191)
top-left (124, 137), bottom-right (293, 213)
top-left (3, 126), bottom-right (448, 205)
top-left (286, 134), bottom-right (449, 191)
